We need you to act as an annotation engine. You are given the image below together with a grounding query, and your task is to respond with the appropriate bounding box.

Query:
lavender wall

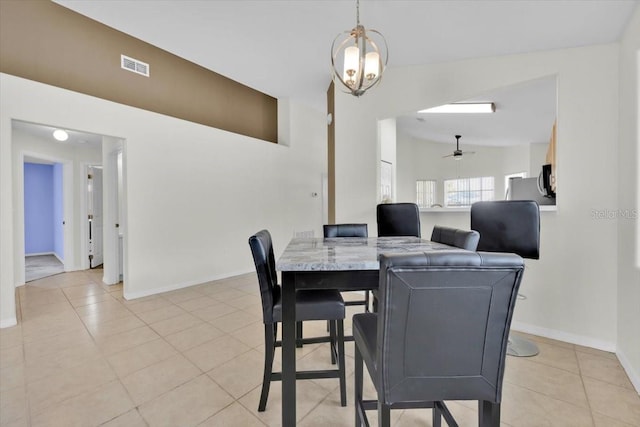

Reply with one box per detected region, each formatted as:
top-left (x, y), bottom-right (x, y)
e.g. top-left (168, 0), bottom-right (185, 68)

top-left (24, 162), bottom-right (54, 254)
top-left (52, 163), bottom-right (64, 260)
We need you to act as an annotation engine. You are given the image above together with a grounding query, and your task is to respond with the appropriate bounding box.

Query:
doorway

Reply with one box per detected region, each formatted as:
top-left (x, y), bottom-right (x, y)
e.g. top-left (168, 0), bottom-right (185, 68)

top-left (12, 120), bottom-right (125, 288)
top-left (23, 159), bottom-right (65, 281)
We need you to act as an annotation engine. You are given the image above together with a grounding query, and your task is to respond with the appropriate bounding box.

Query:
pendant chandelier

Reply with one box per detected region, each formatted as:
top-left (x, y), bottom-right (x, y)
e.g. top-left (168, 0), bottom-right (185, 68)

top-left (331, 0), bottom-right (388, 97)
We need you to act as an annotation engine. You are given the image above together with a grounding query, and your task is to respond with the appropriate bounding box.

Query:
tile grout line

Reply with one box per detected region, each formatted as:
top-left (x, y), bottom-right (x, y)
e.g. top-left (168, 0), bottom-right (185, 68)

top-left (17, 288), bottom-right (32, 427)
top-left (501, 376), bottom-right (593, 413)
top-left (84, 292), bottom-right (168, 426)
top-left (30, 271), bottom-right (136, 425)
top-left (231, 383), bottom-right (271, 427)
top-left (13, 270), bottom-right (637, 426)
top-left (572, 345), bottom-right (597, 427)
top-left (98, 280), bottom-right (257, 425)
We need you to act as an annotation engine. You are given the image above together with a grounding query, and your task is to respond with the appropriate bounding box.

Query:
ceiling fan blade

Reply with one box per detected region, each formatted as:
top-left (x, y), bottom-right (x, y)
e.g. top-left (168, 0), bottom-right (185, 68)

top-left (442, 153), bottom-right (455, 158)
top-left (462, 151), bottom-right (476, 155)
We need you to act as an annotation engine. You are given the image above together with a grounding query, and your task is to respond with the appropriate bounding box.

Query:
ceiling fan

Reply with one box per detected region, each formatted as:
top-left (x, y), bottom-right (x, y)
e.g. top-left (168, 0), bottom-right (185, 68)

top-left (443, 135), bottom-right (475, 159)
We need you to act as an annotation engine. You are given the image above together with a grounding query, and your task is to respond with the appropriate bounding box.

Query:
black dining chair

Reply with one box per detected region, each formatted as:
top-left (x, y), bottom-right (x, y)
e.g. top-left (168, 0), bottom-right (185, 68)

top-left (248, 230), bottom-right (347, 411)
top-left (430, 225), bottom-right (480, 251)
top-left (471, 200), bottom-right (540, 357)
top-left (372, 224), bottom-right (479, 314)
top-left (376, 203), bottom-right (421, 237)
top-left (323, 224), bottom-right (370, 313)
top-left (354, 251), bottom-right (525, 427)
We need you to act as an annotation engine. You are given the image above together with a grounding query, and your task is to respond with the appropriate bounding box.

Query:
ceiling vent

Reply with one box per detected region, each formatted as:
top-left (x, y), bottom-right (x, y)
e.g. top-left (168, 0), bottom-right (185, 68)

top-left (121, 55), bottom-right (149, 77)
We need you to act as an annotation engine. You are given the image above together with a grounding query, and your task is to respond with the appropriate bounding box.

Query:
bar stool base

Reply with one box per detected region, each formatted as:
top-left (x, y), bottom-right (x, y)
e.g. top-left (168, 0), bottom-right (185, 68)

top-left (507, 334), bottom-right (539, 357)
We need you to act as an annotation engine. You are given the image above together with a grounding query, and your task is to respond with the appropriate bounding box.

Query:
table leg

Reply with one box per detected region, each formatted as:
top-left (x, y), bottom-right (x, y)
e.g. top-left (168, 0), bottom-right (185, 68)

top-left (281, 272), bottom-right (296, 426)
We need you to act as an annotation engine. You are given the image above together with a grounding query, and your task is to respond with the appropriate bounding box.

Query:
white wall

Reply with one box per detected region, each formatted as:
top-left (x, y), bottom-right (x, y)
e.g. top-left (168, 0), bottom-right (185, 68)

top-left (379, 118), bottom-right (396, 201)
top-left (617, 6), bottom-right (640, 392)
top-left (334, 44), bottom-right (620, 352)
top-left (395, 132), bottom-right (417, 204)
top-left (530, 142), bottom-right (549, 178)
top-left (0, 74), bottom-right (326, 326)
top-left (101, 136), bottom-right (123, 285)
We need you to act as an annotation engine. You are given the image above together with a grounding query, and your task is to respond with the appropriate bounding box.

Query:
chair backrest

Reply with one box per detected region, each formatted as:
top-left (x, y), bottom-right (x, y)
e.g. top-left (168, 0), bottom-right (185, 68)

top-left (430, 225), bottom-right (480, 251)
top-left (471, 200), bottom-right (540, 259)
top-left (323, 223), bottom-right (368, 238)
top-left (376, 251), bottom-right (524, 405)
top-left (248, 230), bottom-right (280, 324)
top-left (376, 203), bottom-right (421, 237)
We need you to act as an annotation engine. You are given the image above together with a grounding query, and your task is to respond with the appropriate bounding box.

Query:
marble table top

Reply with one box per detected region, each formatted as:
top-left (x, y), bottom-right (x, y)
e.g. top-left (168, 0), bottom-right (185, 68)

top-left (276, 237), bottom-right (457, 271)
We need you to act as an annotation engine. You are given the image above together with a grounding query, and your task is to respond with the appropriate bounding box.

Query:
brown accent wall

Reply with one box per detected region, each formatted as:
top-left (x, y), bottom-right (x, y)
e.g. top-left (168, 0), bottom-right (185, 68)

top-left (327, 81), bottom-right (335, 223)
top-left (0, 1), bottom-right (277, 143)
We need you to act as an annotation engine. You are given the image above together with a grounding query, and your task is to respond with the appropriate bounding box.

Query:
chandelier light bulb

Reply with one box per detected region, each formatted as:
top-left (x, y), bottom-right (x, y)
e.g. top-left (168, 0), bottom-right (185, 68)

top-left (344, 46), bottom-right (360, 78)
top-left (364, 51), bottom-right (379, 80)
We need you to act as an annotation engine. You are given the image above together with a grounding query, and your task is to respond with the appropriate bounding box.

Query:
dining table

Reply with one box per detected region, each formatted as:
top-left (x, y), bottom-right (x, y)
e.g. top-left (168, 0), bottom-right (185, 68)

top-left (275, 236), bottom-right (459, 426)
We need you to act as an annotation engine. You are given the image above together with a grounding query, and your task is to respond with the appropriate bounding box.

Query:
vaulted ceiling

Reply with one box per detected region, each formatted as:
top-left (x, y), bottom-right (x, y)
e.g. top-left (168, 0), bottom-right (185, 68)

top-left (53, 0), bottom-right (637, 145)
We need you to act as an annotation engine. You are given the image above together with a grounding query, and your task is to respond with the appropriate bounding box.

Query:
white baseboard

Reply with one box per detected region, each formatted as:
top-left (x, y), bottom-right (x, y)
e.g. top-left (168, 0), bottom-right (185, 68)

top-left (616, 350), bottom-right (640, 394)
top-left (511, 320), bottom-right (616, 352)
top-left (123, 269), bottom-right (254, 301)
top-left (25, 251), bottom-right (54, 257)
top-left (0, 317), bottom-right (18, 329)
top-left (53, 252), bottom-right (64, 264)
top-left (25, 251), bottom-right (65, 264)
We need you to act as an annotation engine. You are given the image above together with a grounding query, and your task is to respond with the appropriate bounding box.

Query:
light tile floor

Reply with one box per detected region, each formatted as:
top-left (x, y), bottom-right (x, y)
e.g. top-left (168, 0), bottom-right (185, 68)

top-left (1, 269), bottom-right (639, 427)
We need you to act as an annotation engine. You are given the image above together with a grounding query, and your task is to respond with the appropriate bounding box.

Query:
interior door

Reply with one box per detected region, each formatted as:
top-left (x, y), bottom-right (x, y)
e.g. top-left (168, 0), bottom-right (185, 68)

top-left (88, 166), bottom-right (104, 267)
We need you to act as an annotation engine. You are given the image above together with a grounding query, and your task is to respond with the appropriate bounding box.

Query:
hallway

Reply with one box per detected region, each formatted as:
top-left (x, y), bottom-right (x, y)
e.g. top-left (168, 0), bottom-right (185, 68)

top-left (24, 255), bottom-right (64, 283)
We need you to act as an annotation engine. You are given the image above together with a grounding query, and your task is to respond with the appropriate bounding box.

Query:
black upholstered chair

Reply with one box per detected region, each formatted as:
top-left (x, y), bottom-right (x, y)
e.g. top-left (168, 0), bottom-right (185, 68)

top-left (354, 251), bottom-right (525, 427)
top-left (372, 224), bottom-right (479, 313)
top-left (323, 223), bottom-right (368, 239)
top-left (248, 230), bottom-right (346, 411)
top-left (471, 200), bottom-right (540, 357)
top-left (323, 224), bottom-right (370, 313)
top-left (430, 225), bottom-right (480, 251)
top-left (376, 203), bottom-right (421, 237)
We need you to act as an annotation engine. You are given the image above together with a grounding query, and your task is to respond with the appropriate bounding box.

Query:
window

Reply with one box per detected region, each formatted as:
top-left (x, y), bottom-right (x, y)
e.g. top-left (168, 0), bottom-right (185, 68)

top-left (416, 180), bottom-right (437, 208)
top-left (444, 176), bottom-right (494, 207)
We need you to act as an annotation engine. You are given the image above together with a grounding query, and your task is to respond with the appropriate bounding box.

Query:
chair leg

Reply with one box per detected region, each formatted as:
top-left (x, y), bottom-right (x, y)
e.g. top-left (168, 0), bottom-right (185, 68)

top-left (258, 323), bottom-right (275, 412)
top-left (479, 400), bottom-right (500, 427)
top-left (364, 290), bottom-right (370, 313)
top-left (355, 345), bottom-right (364, 427)
top-left (329, 320), bottom-right (337, 364)
top-left (296, 321), bottom-right (303, 348)
top-left (337, 319), bottom-right (346, 406)
top-left (432, 402), bottom-right (442, 427)
top-left (378, 402), bottom-right (391, 427)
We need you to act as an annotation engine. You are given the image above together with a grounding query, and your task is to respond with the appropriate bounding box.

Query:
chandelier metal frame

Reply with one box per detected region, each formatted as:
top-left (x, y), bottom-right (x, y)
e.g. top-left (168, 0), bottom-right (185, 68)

top-left (331, 0), bottom-right (388, 97)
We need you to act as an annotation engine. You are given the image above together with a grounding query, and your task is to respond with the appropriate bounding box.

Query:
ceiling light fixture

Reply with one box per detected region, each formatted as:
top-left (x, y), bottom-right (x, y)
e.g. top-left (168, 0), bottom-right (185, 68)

top-left (419, 103), bottom-right (496, 114)
top-left (331, 0), bottom-right (388, 97)
top-left (53, 129), bottom-right (69, 141)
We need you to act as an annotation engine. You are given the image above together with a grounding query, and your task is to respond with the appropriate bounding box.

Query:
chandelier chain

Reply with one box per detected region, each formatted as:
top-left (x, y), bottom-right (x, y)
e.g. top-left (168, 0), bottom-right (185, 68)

top-left (356, 0), bottom-right (360, 26)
